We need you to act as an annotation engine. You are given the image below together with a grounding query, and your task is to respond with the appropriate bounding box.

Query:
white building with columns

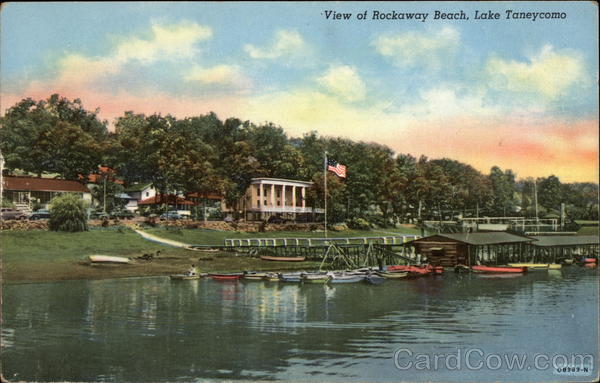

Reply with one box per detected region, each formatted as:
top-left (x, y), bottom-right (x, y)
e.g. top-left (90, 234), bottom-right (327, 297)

top-left (238, 178), bottom-right (323, 221)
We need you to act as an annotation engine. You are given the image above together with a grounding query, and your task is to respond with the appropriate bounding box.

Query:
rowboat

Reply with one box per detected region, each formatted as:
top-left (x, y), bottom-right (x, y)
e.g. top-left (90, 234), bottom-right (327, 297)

top-left (208, 273), bottom-right (242, 281)
top-left (364, 274), bottom-right (385, 285)
top-left (326, 272), bottom-right (365, 283)
top-left (260, 255), bottom-right (306, 262)
top-left (263, 273), bottom-right (280, 282)
top-left (279, 273), bottom-right (303, 283)
top-left (376, 271), bottom-right (409, 279)
top-left (242, 272), bottom-right (268, 280)
top-left (387, 265), bottom-right (432, 275)
top-left (582, 258), bottom-right (597, 264)
top-left (89, 255), bottom-right (132, 264)
top-left (301, 273), bottom-right (331, 284)
top-left (471, 265), bottom-right (527, 274)
top-left (507, 263), bottom-right (563, 270)
top-left (170, 274), bottom-right (200, 280)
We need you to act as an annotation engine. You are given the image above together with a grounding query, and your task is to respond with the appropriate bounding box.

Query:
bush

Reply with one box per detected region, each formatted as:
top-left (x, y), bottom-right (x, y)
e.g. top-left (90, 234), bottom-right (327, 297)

top-left (347, 217), bottom-right (371, 230)
top-left (48, 194), bottom-right (89, 232)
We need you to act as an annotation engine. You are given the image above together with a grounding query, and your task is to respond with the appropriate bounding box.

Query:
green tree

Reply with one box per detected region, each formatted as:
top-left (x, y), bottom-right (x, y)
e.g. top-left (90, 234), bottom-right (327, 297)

top-left (537, 175), bottom-right (562, 210)
top-left (0, 95), bottom-right (108, 178)
top-left (48, 193), bottom-right (89, 232)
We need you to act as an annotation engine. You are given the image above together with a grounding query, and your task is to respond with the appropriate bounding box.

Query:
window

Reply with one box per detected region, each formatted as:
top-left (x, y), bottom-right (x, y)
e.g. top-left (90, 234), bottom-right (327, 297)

top-left (145, 191), bottom-right (149, 197)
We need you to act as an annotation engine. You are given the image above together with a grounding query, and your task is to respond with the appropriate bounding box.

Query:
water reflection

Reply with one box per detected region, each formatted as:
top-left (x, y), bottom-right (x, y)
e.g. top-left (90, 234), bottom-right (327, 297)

top-left (2, 268), bottom-right (598, 382)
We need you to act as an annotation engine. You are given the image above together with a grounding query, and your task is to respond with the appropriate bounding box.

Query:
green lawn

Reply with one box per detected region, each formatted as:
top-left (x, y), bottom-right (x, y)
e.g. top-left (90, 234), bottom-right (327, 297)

top-left (3, 225), bottom-right (418, 283)
top-left (145, 225), bottom-right (421, 245)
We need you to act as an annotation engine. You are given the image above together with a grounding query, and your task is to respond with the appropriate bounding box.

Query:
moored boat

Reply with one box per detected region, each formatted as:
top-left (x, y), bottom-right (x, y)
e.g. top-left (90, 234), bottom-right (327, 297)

top-left (376, 271), bottom-right (409, 279)
top-left (471, 265), bottom-right (527, 274)
top-left (582, 258), bottom-right (597, 264)
top-left (263, 273), bottom-right (280, 282)
top-left (260, 255), bottom-right (306, 262)
top-left (170, 274), bottom-right (200, 280)
top-left (209, 273), bottom-right (242, 281)
top-left (387, 265), bottom-right (432, 276)
top-left (301, 273), bottom-right (331, 284)
top-left (279, 272), bottom-right (303, 283)
top-left (89, 255), bottom-right (132, 264)
top-left (242, 271), bottom-right (268, 280)
top-left (326, 272), bottom-right (365, 283)
top-left (507, 263), bottom-right (551, 271)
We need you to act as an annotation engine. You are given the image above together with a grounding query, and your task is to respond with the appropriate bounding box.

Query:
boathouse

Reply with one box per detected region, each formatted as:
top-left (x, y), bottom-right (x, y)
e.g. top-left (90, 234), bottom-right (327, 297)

top-left (526, 235), bottom-right (599, 263)
top-left (409, 232), bottom-right (535, 267)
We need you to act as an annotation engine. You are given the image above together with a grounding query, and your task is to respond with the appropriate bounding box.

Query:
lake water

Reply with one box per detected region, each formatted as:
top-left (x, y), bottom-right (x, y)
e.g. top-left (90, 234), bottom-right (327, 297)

top-left (2, 268), bottom-right (598, 382)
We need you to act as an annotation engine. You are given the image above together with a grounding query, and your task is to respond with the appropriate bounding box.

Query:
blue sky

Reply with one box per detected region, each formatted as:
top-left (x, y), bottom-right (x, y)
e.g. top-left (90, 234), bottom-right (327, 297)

top-left (1, 2), bottom-right (598, 181)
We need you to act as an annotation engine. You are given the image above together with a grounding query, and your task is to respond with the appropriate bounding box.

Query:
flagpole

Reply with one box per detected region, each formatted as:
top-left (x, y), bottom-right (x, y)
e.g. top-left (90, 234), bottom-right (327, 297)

top-left (324, 151), bottom-right (328, 238)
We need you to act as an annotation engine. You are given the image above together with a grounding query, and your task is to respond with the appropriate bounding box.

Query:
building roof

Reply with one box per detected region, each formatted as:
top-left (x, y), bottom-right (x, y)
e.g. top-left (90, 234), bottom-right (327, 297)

top-left (186, 191), bottom-right (223, 200)
top-left (250, 178), bottom-right (313, 186)
top-left (529, 235), bottom-right (599, 247)
top-left (2, 176), bottom-right (90, 193)
top-left (138, 195), bottom-right (195, 206)
top-left (124, 183), bottom-right (153, 192)
top-left (412, 232), bottom-right (534, 246)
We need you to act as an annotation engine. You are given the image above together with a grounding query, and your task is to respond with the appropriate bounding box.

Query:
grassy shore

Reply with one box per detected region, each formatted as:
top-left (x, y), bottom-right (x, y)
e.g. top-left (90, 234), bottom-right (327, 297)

top-left (1, 225), bottom-right (419, 284)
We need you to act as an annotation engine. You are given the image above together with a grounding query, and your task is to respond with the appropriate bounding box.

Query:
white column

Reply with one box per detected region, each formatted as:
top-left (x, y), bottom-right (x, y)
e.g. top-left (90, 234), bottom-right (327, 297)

top-left (270, 183), bottom-right (275, 208)
top-left (258, 183), bottom-right (263, 208)
top-left (292, 186), bottom-right (296, 210)
top-left (282, 185), bottom-right (286, 208)
top-left (301, 187), bottom-right (306, 208)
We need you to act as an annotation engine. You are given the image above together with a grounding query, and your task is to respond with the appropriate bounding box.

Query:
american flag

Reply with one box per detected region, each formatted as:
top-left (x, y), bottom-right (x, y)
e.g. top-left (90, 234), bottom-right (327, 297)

top-left (327, 159), bottom-right (347, 178)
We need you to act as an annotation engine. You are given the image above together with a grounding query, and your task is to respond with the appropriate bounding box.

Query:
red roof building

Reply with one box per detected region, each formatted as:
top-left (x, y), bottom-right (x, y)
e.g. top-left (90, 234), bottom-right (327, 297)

top-left (2, 175), bottom-right (92, 209)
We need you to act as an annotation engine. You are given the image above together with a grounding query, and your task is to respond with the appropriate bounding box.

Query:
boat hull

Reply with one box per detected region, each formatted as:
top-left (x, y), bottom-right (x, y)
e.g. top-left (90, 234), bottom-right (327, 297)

top-left (209, 274), bottom-right (242, 281)
top-left (89, 255), bottom-right (131, 264)
top-left (328, 275), bottom-right (365, 283)
top-left (377, 271), bottom-right (409, 279)
top-left (471, 265), bottom-right (527, 274)
top-left (260, 255), bottom-right (306, 262)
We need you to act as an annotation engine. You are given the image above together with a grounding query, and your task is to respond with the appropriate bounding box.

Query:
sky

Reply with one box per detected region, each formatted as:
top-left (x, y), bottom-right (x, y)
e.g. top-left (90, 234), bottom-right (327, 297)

top-left (1, 1), bottom-right (598, 182)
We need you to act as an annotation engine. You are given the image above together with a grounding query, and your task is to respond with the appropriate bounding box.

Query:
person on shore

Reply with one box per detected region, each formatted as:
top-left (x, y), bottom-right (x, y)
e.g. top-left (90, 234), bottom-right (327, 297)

top-left (187, 264), bottom-right (198, 276)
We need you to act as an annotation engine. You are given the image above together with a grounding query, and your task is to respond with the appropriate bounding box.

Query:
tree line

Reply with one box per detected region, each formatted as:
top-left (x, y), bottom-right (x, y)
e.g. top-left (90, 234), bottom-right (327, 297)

top-left (1, 94), bottom-right (598, 224)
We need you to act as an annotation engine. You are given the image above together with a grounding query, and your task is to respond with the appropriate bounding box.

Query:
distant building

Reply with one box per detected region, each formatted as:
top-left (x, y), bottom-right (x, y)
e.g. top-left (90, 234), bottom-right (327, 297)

top-left (124, 183), bottom-right (157, 201)
top-left (2, 175), bottom-right (92, 211)
top-left (227, 177), bottom-right (322, 221)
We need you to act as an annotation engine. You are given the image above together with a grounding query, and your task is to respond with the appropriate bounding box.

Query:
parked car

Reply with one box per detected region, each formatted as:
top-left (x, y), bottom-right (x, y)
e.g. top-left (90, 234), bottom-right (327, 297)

top-left (159, 211), bottom-right (184, 220)
top-left (29, 209), bottom-right (51, 220)
top-left (267, 215), bottom-right (287, 224)
top-left (110, 210), bottom-right (135, 220)
top-left (0, 208), bottom-right (28, 220)
top-left (89, 210), bottom-right (109, 220)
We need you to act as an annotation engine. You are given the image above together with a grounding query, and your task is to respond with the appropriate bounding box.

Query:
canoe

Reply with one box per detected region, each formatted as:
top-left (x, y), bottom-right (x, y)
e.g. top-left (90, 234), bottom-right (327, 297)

top-left (279, 273), bottom-right (303, 283)
top-left (302, 273), bottom-right (331, 284)
top-left (563, 259), bottom-right (575, 265)
top-left (377, 271), bottom-right (409, 279)
top-left (364, 274), bottom-right (386, 285)
top-left (387, 265), bottom-right (432, 275)
top-left (326, 272), bottom-right (365, 283)
top-left (508, 263), bottom-right (551, 271)
top-left (583, 258), bottom-right (597, 264)
top-left (263, 273), bottom-right (280, 282)
top-left (209, 273), bottom-right (242, 281)
top-left (89, 255), bottom-right (132, 264)
top-left (242, 272), bottom-right (268, 280)
top-left (260, 255), bottom-right (306, 262)
top-left (170, 274), bottom-right (200, 280)
top-left (471, 265), bottom-right (527, 274)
